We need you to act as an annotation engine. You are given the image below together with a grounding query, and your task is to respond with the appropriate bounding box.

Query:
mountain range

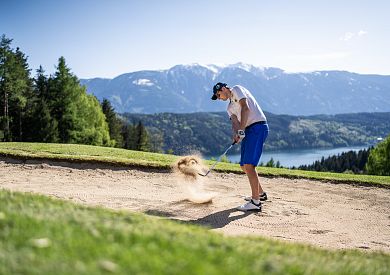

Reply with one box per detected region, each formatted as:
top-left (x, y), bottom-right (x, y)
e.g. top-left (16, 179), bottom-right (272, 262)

top-left (80, 63), bottom-right (390, 115)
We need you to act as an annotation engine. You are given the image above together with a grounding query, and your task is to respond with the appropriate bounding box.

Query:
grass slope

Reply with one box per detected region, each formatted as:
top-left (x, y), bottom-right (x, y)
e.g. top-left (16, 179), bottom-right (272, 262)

top-left (0, 142), bottom-right (389, 187)
top-left (1, 190), bottom-right (389, 274)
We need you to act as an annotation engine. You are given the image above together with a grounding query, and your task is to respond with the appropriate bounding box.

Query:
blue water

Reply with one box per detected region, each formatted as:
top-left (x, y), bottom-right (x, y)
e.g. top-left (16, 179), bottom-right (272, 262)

top-left (210, 146), bottom-right (369, 168)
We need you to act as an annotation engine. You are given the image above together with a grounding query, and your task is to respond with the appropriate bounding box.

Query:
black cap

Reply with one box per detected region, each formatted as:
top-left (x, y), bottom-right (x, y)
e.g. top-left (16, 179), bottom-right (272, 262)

top-left (211, 82), bottom-right (227, 100)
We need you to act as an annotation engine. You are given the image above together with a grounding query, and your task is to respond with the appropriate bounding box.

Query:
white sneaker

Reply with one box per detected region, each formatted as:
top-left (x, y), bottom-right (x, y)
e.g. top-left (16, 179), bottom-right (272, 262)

top-left (244, 192), bottom-right (268, 202)
top-left (237, 199), bottom-right (261, 212)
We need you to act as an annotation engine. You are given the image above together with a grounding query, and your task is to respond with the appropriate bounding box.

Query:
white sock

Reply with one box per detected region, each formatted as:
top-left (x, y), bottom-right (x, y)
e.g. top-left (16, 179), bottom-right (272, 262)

top-left (252, 199), bottom-right (260, 205)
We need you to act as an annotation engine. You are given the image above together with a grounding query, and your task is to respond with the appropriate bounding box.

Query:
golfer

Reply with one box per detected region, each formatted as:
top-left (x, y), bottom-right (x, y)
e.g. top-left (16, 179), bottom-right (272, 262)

top-left (211, 83), bottom-right (269, 211)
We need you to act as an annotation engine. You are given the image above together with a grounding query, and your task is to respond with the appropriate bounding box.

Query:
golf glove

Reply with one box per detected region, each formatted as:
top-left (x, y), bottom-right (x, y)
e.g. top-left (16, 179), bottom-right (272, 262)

top-left (236, 130), bottom-right (245, 143)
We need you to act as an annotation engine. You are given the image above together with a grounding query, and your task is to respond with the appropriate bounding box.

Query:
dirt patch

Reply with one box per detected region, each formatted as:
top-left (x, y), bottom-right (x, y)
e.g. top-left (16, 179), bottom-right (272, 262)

top-left (1, 159), bottom-right (389, 253)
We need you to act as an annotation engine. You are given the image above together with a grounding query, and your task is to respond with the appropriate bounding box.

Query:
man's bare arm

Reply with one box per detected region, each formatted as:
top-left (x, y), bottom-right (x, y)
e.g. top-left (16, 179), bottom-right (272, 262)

top-left (239, 98), bottom-right (250, 130)
top-left (231, 114), bottom-right (240, 132)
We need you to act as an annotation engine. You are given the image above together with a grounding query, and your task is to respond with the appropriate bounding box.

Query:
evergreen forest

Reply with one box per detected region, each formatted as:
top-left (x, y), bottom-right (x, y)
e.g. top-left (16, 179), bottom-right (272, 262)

top-left (0, 35), bottom-right (148, 151)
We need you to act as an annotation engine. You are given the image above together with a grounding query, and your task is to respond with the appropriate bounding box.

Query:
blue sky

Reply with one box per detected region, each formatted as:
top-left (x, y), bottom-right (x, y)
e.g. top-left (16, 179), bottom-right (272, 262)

top-left (2, 0), bottom-right (390, 78)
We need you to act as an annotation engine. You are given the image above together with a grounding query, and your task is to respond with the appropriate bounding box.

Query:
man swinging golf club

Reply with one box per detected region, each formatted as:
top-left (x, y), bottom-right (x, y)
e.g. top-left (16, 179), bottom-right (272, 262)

top-left (211, 82), bottom-right (269, 211)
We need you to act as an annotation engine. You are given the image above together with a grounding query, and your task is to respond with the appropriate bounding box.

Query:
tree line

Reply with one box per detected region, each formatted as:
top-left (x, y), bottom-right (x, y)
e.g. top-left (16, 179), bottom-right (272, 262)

top-left (0, 34), bottom-right (150, 151)
top-left (297, 148), bottom-right (371, 174)
top-left (273, 135), bottom-right (389, 176)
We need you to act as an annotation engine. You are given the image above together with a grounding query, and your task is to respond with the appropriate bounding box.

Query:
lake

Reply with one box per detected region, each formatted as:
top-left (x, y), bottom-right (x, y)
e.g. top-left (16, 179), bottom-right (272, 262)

top-left (211, 146), bottom-right (369, 168)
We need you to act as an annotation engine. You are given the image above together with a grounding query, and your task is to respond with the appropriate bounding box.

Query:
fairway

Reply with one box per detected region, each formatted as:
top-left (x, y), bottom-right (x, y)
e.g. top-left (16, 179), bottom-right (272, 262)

top-left (1, 158), bottom-right (389, 253)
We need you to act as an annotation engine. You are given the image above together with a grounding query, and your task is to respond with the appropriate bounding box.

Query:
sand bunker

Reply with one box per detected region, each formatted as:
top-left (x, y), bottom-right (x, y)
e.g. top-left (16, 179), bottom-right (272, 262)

top-left (1, 158), bottom-right (390, 252)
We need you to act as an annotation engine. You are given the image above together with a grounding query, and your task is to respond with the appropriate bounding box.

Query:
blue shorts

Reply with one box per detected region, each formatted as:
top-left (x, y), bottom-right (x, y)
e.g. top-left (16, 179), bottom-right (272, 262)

top-left (240, 123), bottom-right (269, 166)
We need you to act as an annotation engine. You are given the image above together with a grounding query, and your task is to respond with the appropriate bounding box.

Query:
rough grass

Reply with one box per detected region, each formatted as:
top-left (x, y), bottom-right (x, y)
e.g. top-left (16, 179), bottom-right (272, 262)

top-left (0, 142), bottom-right (389, 187)
top-left (1, 190), bottom-right (389, 274)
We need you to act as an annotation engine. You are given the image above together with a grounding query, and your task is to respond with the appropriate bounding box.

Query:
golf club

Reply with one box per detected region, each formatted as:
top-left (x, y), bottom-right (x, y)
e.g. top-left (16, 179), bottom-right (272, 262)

top-left (198, 141), bottom-right (237, 177)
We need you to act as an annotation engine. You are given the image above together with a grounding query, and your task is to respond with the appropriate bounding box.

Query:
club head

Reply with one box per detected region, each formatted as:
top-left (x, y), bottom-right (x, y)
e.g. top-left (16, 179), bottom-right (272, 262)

top-left (198, 170), bottom-right (210, 177)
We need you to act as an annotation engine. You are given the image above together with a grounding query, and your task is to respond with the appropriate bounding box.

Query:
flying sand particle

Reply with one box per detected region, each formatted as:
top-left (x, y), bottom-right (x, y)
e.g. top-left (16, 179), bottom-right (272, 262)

top-left (173, 155), bottom-right (217, 203)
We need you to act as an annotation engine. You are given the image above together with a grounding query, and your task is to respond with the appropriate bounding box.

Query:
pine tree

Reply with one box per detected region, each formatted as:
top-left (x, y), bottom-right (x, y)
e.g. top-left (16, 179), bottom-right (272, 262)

top-left (121, 121), bottom-right (150, 151)
top-left (266, 157), bottom-right (275, 167)
top-left (101, 98), bottom-right (123, 147)
top-left (25, 67), bottom-right (59, 142)
top-left (49, 57), bottom-right (112, 146)
top-left (35, 66), bottom-right (49, 99)
top-left (0, 35), bottom-right (12, 141)
top-left (135, 121), bottom-right (149, 151)
top-left (0, 36), bottom-right (32, 141)
top-left (49, 57), bottom-right (79, 143)
top-left (11, 47), bottom-right (33, 141)
top-left (121, 123), bottom-right (137, 150)
top-left (121, 124), bottom-right (131, 149)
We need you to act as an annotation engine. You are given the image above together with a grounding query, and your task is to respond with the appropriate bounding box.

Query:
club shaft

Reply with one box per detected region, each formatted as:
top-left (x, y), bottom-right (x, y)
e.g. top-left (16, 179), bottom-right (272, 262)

top-left (204, 144), bottom-right (234, 175)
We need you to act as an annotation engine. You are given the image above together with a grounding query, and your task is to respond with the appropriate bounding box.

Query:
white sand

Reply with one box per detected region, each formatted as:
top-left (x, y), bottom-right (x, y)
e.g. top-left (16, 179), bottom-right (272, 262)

top-left (1, 158), bottom-right (389, 253)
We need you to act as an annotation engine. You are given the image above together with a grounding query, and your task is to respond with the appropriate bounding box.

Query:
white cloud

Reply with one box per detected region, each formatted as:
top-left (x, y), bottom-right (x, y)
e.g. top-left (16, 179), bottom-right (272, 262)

top-left (340, 30), bottom-right (367, 41)
top-left (340, 32), bottom-right (355, 41)
top-left (358, 30), bottom-right (367, 36)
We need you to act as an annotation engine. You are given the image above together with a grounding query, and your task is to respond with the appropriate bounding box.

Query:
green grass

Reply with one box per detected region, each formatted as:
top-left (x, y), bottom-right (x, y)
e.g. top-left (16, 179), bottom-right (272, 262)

top-left (0, 142), bottom-right (389, 187)
top-left (0, 142), bottom-right (177, 168)
top-left (1, 190), bottom-right (389, 274)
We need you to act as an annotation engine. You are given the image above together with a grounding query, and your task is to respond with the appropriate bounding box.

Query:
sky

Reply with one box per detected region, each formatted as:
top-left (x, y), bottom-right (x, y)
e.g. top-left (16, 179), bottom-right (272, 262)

top-left (1, 0), bottom-right (390, 78)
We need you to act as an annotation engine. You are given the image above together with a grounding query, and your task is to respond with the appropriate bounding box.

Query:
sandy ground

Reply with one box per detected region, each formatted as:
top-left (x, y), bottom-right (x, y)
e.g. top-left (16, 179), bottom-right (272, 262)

top-left (1, 158), bottom-right (390, 253)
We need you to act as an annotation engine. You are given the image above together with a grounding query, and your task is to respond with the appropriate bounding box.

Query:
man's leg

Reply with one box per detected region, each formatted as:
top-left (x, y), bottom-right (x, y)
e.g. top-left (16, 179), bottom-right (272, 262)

top-left (236, 164), bottom-right (262, 211)
top-left (243, 164), bottom-right (264, 200)
top-left (239, 124), bottom-right (268, 204)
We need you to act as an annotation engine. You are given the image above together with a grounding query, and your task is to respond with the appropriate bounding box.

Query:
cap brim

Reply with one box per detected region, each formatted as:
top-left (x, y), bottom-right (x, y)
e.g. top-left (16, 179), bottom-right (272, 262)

top-left (211, 94), bottom-right (218, 100)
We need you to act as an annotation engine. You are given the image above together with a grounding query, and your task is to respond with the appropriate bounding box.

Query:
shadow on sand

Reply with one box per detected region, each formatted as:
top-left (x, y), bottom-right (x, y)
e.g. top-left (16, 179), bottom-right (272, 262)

top-left (187, 207), bottom-right (252, 229)
top-left (145, 206), bottom-right (254, 230)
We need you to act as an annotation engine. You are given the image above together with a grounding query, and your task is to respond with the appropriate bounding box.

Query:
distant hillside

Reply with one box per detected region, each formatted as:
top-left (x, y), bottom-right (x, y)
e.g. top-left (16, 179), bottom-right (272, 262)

top-left (122, 112), bottom-right (390, 155)
top-left (81, 63), bottom-right (390, 115)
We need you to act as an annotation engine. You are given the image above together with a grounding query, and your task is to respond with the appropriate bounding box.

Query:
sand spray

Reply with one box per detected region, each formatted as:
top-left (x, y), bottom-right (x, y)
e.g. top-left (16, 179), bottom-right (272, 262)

top-left (172, 155), bottom-right (217, 203)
